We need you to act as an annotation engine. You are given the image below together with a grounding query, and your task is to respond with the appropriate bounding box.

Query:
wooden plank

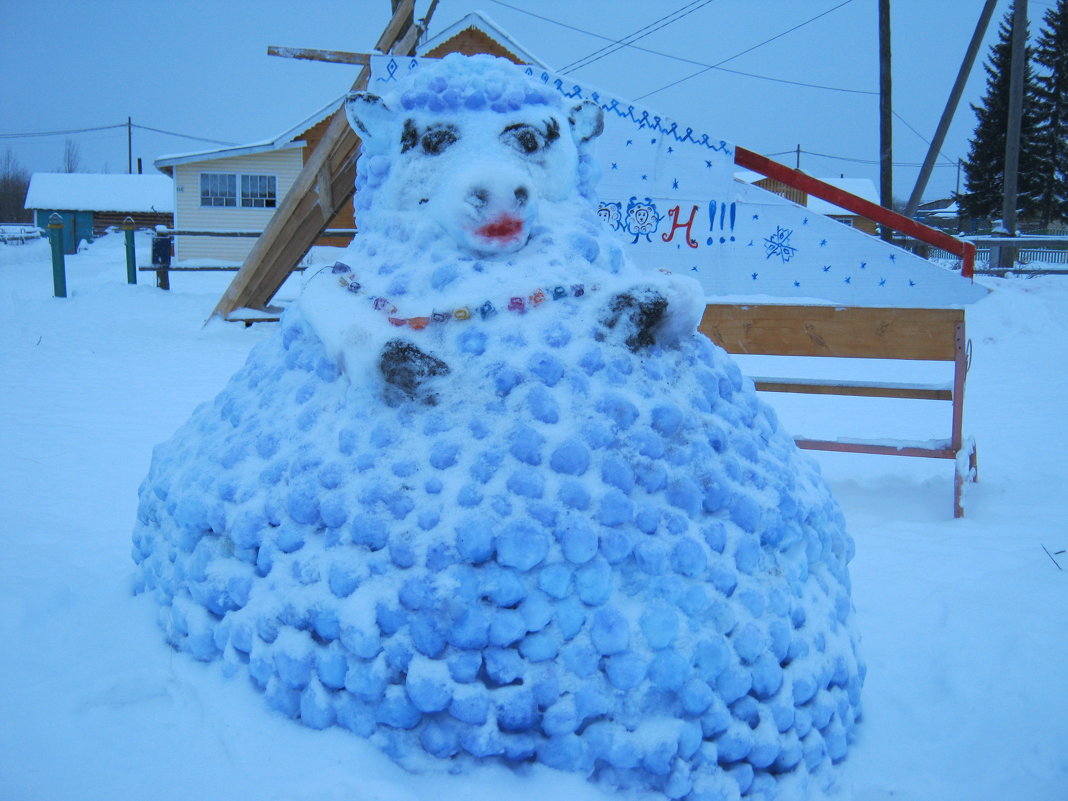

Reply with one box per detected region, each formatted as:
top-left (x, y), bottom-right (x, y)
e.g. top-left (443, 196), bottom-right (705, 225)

top-left (753, 378), bottom-right (953, 400)
top-left (267, 46), bottom-right (371, 66)
top-left (700, 304), bottom-right (963, 361)
top-left (316, 164), bottom-right (335, 224)
top-left (795, 438), bottom-right (957, 459)
top-left (375, 0), bottom-right (416, 52)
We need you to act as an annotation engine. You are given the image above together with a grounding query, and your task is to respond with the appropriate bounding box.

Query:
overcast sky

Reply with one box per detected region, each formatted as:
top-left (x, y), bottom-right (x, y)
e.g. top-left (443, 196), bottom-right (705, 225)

top-left (1, 0), bottom-right (1054, 204)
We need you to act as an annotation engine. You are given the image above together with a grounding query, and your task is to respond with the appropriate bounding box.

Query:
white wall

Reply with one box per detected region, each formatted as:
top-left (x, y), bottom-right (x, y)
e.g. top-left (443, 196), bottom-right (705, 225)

top-left (172, 148), bottom-right (304, 262)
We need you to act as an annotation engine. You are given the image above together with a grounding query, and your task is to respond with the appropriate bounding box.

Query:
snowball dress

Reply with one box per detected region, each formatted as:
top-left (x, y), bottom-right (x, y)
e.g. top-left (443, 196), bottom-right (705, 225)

top-left (132, 54), bottom-right (863, 801)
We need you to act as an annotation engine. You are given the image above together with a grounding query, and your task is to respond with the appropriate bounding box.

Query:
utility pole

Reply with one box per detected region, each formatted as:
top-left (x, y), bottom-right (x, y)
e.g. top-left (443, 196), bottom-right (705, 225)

top-left (878, 0), bottom-right (893, 240)
top-left (1000, 0), bottom-right (1028, 242)
top-left (904, 0), bottom-right (998, 217)
top-left (795, 144), bottom-right (801, 170)
top-left (127, 117), bottom-right (132, 175)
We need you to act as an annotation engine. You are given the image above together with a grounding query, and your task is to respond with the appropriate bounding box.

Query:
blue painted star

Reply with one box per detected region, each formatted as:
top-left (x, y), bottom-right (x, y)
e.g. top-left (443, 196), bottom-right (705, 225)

top-left (844, 276), bottom-right (852, 284)
top-left (705, 160), bottom-right (713, 168)
top-left (611, 162), bottom-right (618, 170)
top-left (820, 239), bottom-right (827, 247)
top-left (641, 174), bottom-right (648, 181)
top-left (860, 261), bottom-right (867, 269)
top-left (751, 272), bottom-right (759, 280)
top-left (890, 254), bottom-right (897, 262)
top-left (752, 214), bottom-right (760, 220)
top-left (802, 218), bottom-right (809, 225)
top-left (691, 266), bottom-right (699, 272)
top-left (908, 279), bottom-right (916, 286)
top-left (626, 139), bottom-right (633, 146)
top-left (879, 278), bottom-right (886, 286)
top-left (793, 280), bottom-right (801, 287)
top-left (823, 265), bottom-right (832, 272)
top-left (672, 179), bottom-right (679, 190)
top-left (667, 146), bottom-right (674, 154)
top-left (650, 138), bottom-right (657, 144)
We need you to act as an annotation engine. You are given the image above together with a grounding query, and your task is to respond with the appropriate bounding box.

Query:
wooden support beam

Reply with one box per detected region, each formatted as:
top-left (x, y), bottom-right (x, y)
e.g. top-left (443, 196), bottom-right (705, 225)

top-left (376, 0), bottom-right (416, 52)
top-left (267, 46), bottom-right (371, 66)
top-left (316, 165), bottom-right (335, 224)
top-left (210, 0), bottom-right (432, 321)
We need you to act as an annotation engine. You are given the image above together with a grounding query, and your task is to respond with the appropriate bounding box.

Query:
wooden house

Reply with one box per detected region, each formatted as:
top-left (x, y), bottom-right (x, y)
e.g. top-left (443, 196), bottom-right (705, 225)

top-left (154, 98), bottom-right (349, 263)
top-left (417, 12), bottom-right (544, 62)
top-left (24, 173), bottom-right (173, 254)
top-left (737, 171), bottom-right (880, 235)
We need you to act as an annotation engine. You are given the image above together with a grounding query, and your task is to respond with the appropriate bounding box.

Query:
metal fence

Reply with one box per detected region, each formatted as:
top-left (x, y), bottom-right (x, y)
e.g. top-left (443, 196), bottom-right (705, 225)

top-left (0, 224), bottom-right (42, 244)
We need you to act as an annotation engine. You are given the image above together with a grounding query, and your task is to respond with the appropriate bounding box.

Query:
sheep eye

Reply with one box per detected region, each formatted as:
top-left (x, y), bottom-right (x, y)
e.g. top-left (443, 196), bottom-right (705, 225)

top-left (420, 125), bottom-right (458, 155)
top-left (502, 124), bottom-right (546, 155)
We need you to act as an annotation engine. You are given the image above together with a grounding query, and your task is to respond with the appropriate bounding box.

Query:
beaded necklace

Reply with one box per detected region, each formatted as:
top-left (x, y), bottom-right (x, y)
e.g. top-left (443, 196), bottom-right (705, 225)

top-left (329, 261), bottom-right (599, 331)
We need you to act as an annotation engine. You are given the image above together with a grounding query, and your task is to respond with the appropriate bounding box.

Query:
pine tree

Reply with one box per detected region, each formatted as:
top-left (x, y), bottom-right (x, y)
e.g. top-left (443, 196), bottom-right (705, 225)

top-left (1033, 0), bottom-right (1068, 226)
top-left (957, 2), bottom-right (1044, 223)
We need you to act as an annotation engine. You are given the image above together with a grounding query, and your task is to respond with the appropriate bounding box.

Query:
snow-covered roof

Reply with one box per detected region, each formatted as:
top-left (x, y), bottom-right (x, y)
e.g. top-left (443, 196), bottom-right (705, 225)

top-left (806, 177), bottom-right (878, 216)
top-left (734, 171), bottom-right (879, 217)
top-left (154, 95), bottom-right (343, 171)
top-left (417, 11), bottom-right (549, 67)
top-left (24, 173), bottom-right (173, 213)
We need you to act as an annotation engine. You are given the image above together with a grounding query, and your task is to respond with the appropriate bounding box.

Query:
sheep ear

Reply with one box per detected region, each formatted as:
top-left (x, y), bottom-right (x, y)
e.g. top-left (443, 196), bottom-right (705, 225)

top-left (569, 100), bottom-right (604, 144)
top-left (345, 92), bottom-right (393, 141)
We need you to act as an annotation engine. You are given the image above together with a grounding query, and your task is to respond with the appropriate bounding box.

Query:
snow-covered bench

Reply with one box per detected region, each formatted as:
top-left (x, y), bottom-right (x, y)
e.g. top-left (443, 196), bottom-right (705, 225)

top-left (700, 303), bottom-right (977, 518)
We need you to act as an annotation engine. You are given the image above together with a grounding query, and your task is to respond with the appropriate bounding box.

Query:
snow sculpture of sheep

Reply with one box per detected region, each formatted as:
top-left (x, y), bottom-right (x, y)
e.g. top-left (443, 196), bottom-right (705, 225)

top-left (132, 54), bottom-right (864, 801)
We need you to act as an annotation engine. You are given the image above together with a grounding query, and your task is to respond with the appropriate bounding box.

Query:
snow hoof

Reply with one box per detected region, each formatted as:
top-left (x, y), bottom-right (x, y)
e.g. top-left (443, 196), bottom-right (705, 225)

top-left (600, 289), bottom-right (669, 352)
top-left (380, 340), bottom-right (450, 403)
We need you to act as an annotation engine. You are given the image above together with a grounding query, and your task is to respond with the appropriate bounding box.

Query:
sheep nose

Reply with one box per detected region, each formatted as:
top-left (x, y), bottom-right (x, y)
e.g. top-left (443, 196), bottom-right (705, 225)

top-left (514, 187), bottom-right (529, 205)
top-left (470, 188), bottom-right (490, 209)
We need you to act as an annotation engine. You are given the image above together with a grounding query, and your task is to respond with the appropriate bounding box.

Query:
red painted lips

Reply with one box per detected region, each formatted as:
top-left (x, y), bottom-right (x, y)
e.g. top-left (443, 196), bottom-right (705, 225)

top-left (476, 215), bottom-right (524, 242)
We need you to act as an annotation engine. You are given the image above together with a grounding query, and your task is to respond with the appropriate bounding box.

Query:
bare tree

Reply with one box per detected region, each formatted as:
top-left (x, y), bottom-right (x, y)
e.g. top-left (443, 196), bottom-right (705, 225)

top-left (60, 138), bottom-right (81, 173)
top-left (0, 148), bottom-right (32, 223)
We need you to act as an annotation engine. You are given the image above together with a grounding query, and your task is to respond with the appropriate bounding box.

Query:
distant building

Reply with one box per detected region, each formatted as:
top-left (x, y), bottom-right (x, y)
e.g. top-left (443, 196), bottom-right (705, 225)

top-left (915, 198), bottom-right (962, 232)
top-left (24, 173), bottom-right (173, 254)
top-left (154, 99), bottom-right (350, 264)
top-left (735, 171), bottom-right (880, 235)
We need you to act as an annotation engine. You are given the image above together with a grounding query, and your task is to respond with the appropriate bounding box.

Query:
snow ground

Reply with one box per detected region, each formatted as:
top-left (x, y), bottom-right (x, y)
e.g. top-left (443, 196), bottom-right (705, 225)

top-left (1, 232), bottom-right (1065, 800)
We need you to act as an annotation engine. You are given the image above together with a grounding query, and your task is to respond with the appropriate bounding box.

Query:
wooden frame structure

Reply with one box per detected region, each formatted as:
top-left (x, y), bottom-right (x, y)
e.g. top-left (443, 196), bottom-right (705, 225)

top-left (700, 303), bottom-right (977, 518)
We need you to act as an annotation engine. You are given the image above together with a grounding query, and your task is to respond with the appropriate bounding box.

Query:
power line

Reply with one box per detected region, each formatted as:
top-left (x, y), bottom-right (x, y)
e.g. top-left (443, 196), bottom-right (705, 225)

top-left (891, 111), bottom-right (955, 165)
top-left (798, 148), bottom-right (958, 167)
top-left (131, 124), bottom-right (237, 146)
top-left (0, 124), bottom-right (126, 139)
top-left (488, 0), bottom-right (873, 96)
top-left (0, 122), bottom-right (237, 147)
top-left (560, 0), bottom-right (717, 74)
top-left (635, 0), bottom-right (859, 100)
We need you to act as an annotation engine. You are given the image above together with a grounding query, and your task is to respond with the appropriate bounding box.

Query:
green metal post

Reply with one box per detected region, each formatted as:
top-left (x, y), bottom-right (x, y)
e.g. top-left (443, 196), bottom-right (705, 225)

top-left (123, 217), bottom-right (137, 284)
top-left (48, 213), bottom-right (67, 298)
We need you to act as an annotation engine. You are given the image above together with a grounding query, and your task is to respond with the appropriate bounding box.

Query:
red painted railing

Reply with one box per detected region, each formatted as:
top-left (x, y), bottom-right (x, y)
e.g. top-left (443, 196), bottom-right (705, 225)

top-left (735, 147), bottom-right (975, 279)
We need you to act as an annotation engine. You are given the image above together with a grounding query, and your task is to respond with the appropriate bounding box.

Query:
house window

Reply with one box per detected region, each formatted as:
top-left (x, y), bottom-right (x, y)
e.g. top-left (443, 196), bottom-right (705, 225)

top-left (241, 174), bottom-right (277, 208)
top-left (200, 173), bottom-right (236, 207)
top-left (199, 172), bottom-right (277, 208)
